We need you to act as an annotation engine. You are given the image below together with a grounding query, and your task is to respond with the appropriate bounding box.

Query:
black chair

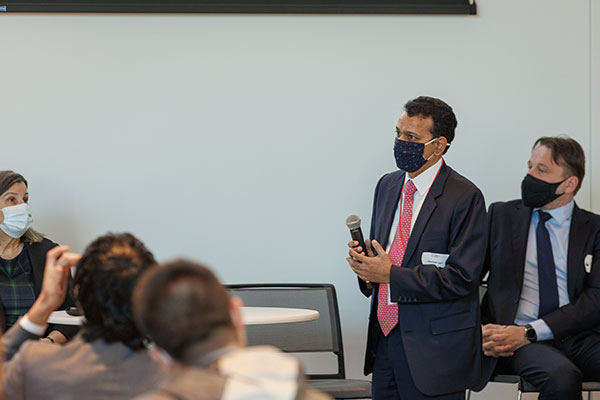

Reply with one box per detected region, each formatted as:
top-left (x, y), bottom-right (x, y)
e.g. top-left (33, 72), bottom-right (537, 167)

top-left (466, 375), bottom-right (600, 400)
top-left (226, 284), bottom-right (371, 399)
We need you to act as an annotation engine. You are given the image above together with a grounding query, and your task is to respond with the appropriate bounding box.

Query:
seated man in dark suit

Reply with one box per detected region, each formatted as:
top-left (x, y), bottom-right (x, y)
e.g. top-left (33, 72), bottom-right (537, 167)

top-left (132, 259), bottom-right (331, 400)
top-left (481, 136), bottom-right (600, 399)
top-left (1, 233), bottom-right (165, 400)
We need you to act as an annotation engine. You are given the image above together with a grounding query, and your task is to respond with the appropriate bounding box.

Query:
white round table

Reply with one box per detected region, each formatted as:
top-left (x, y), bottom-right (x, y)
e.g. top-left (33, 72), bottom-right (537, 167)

top-left (48, 306), bottom-right (319, 326)
top-left (48, 310), bottom-right (85, 325)
top-left (241, 307), bottom-right (319, 325)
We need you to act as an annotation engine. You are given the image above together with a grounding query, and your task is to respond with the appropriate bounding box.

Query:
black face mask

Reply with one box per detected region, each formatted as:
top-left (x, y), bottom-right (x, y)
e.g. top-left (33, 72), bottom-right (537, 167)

top-left (521, 174), bottom-right (567, 208)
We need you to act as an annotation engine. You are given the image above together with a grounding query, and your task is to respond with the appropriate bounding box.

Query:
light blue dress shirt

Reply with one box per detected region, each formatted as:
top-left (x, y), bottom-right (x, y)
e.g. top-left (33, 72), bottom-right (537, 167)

top-left (514, 200), bottom-right (574, 340)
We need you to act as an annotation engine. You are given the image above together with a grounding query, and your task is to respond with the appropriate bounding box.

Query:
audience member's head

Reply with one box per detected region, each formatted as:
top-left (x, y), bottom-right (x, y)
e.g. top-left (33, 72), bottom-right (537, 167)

top-left (532, 135), bottom-right (585, 194)
top-left (404, 96), bottom-right (457, 153)
top-left (0, 170), bottom-right (44, 243)
top-left (133, 259), bottom-right (244, 364)
top-left (74, 232), bottom-right (156, 350)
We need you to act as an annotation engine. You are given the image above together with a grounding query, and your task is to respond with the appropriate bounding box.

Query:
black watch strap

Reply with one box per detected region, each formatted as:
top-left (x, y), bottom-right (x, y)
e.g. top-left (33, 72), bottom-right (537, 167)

top-left (524, 324), bottom-right (537, 343)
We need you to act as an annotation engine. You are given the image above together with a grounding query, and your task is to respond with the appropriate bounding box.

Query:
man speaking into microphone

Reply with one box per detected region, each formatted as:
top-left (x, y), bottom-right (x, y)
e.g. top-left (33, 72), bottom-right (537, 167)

top-left (347, 96), bottom-right (487, 399)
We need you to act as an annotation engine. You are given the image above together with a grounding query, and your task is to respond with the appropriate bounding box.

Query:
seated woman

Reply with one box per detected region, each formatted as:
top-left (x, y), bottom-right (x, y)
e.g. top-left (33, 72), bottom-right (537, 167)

top-left (0, 170), bottom-right (77, 342)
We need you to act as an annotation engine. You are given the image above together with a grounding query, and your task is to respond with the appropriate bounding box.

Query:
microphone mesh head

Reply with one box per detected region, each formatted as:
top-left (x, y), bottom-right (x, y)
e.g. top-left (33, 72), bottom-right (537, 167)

top-left (345, 214), bottom-right (361, 229)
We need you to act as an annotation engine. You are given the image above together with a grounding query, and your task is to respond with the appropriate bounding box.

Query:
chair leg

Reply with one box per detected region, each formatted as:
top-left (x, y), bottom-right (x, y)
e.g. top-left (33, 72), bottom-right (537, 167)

top-left (465, 389), bottom-right (471, 400)
top-left (517, 389), bottom-right (523, 400)
top-left (587, 391), bottom-right (591, 400)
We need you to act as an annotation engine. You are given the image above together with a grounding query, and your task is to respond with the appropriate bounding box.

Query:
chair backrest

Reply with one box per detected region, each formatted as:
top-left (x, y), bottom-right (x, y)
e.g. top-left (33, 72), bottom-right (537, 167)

top-left (226, 283), bottom-right (345, 379)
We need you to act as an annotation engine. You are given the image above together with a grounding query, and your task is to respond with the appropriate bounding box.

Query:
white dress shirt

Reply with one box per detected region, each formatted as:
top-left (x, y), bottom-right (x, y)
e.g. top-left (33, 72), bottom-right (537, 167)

top-left (386, 158), bottom-right (444, 250)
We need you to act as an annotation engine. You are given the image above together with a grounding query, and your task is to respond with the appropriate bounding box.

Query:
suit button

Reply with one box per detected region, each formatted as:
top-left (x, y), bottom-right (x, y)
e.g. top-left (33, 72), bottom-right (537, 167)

top-left (514, 298), bottom-right (519, 304)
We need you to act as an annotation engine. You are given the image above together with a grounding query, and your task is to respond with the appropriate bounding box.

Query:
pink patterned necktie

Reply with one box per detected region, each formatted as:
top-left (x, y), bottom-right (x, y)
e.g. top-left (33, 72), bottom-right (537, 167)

top-left (377, 180), bottom-right (417, 336)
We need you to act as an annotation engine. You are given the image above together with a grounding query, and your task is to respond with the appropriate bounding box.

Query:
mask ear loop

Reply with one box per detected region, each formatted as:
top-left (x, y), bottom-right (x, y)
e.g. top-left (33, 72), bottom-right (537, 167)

top-left (556, 176), bottom-right (574, 197)
top-left (424, 137), bottom-right (442, 161)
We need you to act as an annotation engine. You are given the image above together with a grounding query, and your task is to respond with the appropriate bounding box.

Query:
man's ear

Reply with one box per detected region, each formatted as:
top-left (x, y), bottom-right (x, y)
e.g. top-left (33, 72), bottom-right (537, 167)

top-left (434, 136), bottom-right (448, 156)
top-left (229, 296), bottom-right (247, 347)
top-left (148, 345), bottom-right (175, 368)
top-left (564, 176), bottom-right (579, 194)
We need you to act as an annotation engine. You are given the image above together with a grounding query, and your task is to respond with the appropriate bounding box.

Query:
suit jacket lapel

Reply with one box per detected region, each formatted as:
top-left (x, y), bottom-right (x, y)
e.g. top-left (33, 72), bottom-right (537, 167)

top-left (401, 164), bottom-right (448, 266)
top-left (377, 172), bottom-right (405, 251)
top-left (566, 203), bottom-right (589, 299)
top-left (511, 202), bottom-right (531, 297)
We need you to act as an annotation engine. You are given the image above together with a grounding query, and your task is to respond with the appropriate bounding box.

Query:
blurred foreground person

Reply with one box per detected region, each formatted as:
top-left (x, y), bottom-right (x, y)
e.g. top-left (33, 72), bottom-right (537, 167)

top-left (133, 259), bottom-right (331, 400)
top-left (1, 233), bottom-right (164, 400)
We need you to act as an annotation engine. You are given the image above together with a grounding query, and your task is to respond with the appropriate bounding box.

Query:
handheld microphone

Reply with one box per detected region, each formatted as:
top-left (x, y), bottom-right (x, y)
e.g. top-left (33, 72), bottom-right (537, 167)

top-left (346, 214), bottom-right (373, 289)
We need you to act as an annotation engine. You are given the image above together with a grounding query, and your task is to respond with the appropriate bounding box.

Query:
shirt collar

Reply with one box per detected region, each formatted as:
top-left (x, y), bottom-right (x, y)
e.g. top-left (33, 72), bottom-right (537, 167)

top-left (404, 158), bottom-right (444, 195)
top-left (193, 344), bottom-right (240, 367)
top-left (534, 199), bottom-right (574, 225)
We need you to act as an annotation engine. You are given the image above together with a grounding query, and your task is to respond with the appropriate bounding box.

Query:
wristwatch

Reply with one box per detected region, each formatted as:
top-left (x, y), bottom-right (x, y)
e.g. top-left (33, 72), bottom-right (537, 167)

top-left (524, 324), bottom-right (537, 343)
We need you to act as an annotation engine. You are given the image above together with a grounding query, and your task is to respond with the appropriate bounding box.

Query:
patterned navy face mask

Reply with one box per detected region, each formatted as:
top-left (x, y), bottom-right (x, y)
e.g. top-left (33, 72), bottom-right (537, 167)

top-left (393, 137), bottom-right (437, 172)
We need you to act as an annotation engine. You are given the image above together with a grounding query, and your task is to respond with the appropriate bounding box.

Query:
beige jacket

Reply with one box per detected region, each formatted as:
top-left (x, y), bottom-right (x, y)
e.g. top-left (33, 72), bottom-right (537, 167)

top-left (135, 346), bottom-right (332, 400)
top-left (2, 324), bottom-right (165, 400)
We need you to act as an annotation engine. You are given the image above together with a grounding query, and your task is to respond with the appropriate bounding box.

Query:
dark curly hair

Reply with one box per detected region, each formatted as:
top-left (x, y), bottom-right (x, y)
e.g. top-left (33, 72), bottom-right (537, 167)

top-left (133, 259), bottom-right (234, 362)
top-left (74, 232), bottom-right (156, 350)
top-left (404, 96), bottom-right (457, 154)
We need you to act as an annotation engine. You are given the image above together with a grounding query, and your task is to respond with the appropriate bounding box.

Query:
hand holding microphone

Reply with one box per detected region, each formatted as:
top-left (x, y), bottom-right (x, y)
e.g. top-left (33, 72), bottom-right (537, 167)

top-left (346, 214), bottom-right (373, 289)
top-left (346, 215), bottom-right (393, 285)
top-left (346, 214), bottom-right (370, 257)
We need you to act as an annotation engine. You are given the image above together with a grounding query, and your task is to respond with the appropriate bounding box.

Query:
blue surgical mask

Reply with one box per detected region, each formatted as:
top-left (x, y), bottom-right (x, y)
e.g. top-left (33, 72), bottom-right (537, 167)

top-left (394, 137), bottom-right (437, 173)
top-left (0, 203), bottom-right (34, 238)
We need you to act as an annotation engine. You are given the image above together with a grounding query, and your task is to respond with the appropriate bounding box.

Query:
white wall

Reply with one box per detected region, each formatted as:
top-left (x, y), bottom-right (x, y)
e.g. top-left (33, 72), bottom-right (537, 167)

top-left (0, 0), bottom-right (598, 391)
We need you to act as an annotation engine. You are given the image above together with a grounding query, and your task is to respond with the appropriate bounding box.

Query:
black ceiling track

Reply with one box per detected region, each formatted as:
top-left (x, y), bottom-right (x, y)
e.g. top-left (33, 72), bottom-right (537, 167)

top-left (0, 1), bottom-right (477, 14)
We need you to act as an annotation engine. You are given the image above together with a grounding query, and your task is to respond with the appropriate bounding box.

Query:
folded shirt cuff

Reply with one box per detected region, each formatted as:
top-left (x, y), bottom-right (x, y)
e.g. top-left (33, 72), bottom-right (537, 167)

top-left (530, 319), bottom-right (554, 341)
top-left (19, 315), bottom-right (47, 337)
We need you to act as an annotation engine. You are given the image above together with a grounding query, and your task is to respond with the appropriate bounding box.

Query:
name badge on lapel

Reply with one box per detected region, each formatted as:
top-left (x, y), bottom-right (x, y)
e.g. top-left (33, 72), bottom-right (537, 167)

top-left (421, 252), bottom-right (450, 268)
top-left (585, 254), bottom-right (593, 274)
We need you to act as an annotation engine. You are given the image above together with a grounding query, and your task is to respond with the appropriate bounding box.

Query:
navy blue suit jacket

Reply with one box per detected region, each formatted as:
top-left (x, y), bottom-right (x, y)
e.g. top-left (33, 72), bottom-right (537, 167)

top-left (360, 162), bottom-right (487, 396)
top-left (480, 200), bottom-right (600, 383)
